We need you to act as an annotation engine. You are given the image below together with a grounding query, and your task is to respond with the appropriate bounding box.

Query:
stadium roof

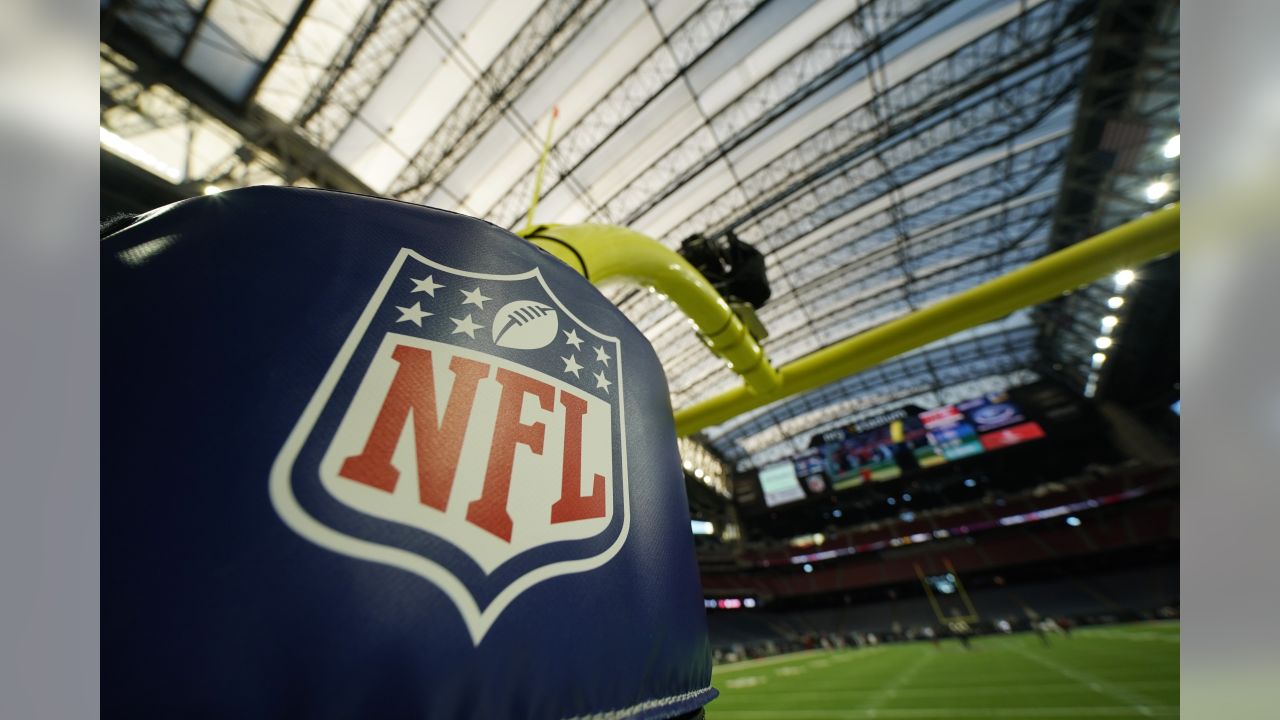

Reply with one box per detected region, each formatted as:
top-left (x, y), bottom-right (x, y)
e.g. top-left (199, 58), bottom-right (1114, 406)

top-left (101, 0), bottom-right (1180, 471)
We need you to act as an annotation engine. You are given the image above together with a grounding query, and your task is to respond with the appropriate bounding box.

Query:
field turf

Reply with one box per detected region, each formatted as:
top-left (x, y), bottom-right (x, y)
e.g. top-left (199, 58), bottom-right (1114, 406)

top-left (708, 621), bottom-right (1179, 719)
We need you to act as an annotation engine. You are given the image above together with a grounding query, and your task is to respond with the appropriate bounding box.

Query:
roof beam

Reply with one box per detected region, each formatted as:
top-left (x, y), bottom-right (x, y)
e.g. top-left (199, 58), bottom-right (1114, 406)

top-left (389, 0), bottom-right (611, 201)
top-left (1046, 0), bottom-right (1170, 250)
top-left (177, 0), bottom-right (217, 65)
top-left (242, 0), bottom-right (316, 108)
top-left (480, 0), bottom-right (771, 225)
top-left (102, 19), bottom-right (374, 195)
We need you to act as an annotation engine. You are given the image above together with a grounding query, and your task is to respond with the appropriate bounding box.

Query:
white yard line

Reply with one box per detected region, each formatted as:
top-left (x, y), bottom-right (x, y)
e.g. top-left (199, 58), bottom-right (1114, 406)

top-left (710, 707), bottom-right (1179, 718)
top-left (861, 650), bottom-right (935, 712)
top-left (715, 648), bottom-right (883, 675)
top-left (1077, 629), bottom-right (1180, 642)
top-left (1010, 644), bottom-right (1162, 717)
top-left (710, 680), bottom-right (1177, 697)
top-left (723, 676), bottom-right (768, 689)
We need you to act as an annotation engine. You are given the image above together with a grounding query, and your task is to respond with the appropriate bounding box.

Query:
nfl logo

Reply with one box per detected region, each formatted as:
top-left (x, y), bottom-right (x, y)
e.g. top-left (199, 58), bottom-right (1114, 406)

top-left (270, 248), bottom-right (629, 644)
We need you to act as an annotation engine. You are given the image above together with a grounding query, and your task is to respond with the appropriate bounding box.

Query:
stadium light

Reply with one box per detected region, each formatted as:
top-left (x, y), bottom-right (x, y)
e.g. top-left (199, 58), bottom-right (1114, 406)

top-left (886, 498), bottom-right (896, 506)
top-left (693, 468), bottom-right (704, 479)
top-left (1107, 296), bottom-right (1125, 309)
top-left (1092, 352), bottom-right (1107, 368)
top-left (682, 460), bottom-right (693, 470)
top-left (203, 185), bottom-right (223, 195)
top-left (832, 509), bottom-right (842, 518)
top-left (1095, 336), bottom-right (1113, 349)
top-left (1114, 269), bottom-right (1135, 288)
top-left (1145, 180), bottom-right (1170, 202)
top-left (1163, 134), bottom-right (1180, 159)
top-left (901, 493), bottom-right (912, 502)
top-left (1101, 315), bottom-right (1119, 332)
top-left (802, 563), bottom-right (813, 574)
top-left (1066, 516), bottom-right (1083, 527)
top-left (964, 478), bottom-right (977, 488)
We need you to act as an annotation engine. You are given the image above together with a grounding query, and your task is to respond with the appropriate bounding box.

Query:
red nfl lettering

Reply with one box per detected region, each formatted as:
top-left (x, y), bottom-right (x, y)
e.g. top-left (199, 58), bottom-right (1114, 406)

top-left (339, 346), bottom-right (489, 511)
top-left (338, 343), bottom-right (608, 543)
top-left (551, 391), bottom-right (606, 524)
top-left (466, 368), bottom-right (554, 542)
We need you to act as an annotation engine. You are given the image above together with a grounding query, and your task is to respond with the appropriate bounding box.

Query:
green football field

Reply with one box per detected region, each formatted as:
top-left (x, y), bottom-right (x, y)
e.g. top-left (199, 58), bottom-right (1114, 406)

top-left (708, 622), bottom-right (1179, 719)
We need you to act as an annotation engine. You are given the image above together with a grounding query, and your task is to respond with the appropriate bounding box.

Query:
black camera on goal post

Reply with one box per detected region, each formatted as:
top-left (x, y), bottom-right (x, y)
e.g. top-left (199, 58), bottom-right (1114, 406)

top-left (678, 230), bottom-right (772, 340)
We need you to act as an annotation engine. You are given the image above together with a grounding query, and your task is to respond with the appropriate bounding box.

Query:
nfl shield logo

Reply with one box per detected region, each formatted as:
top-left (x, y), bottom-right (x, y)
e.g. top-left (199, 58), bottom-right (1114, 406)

top-left (270, 248), bottom-right (629, 644)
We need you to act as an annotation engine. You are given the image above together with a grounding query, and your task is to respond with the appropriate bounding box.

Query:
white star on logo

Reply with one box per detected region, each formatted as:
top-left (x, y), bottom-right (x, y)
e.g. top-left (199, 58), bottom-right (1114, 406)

top-left (450, 314), bottom-right (483, 339)
top-left (411, 275), bottom-right (444, 296)
top-left (593, 370), bottom-right (612, 394)
top-left (563, 328), bottom-right (584, 350)
top-left (562, 354), bottom-right (583, 378)
top-left (593, 345), bottom-right (612, 366)
top-left (460, 287), bottom-right (491, 309)
top-left (395, 302), bottom-right (433, 327)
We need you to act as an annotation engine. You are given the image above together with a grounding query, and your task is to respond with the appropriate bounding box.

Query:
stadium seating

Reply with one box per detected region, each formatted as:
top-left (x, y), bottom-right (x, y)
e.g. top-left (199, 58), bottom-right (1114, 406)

top-left (706, 564), bottom-right (1177, 654)
top-left (704, 470), bottom-right (1177, 603)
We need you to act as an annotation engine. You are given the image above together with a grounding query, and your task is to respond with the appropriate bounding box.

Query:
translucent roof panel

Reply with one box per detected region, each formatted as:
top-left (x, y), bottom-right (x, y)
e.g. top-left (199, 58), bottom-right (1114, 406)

top-left (102, 0), bottom-right (1179, 470)
top-left (111, 0), bottom-right (308, 104)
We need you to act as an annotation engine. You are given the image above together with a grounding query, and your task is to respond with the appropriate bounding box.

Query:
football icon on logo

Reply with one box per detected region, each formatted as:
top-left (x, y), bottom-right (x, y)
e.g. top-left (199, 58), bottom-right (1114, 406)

top-left (492, 300), bottom-right (558, 349)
